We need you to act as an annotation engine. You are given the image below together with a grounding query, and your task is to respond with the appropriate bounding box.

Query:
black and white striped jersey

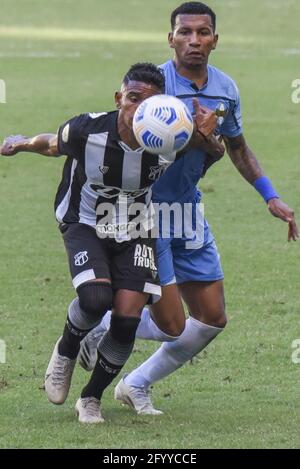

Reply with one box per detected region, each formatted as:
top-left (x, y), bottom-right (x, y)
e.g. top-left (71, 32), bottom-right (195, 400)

top-left (55, 111), bottom-right (177, 228)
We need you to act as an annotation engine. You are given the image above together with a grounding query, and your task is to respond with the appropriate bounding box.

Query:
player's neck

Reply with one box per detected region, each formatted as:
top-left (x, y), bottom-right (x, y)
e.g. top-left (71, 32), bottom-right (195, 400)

top-left (174, 61), bottom-right (208, 89)
top-left (118, 118), bottom-right (140, 150)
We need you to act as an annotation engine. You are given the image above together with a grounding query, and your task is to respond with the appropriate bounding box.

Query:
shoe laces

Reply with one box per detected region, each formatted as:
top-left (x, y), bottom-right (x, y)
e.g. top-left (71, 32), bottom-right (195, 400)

top-left (82, 397), bottom-right (100, 417)
top-left (130, 386), bottom-right (153, 409)
top-left (52, 355), bottom-right (73, 387)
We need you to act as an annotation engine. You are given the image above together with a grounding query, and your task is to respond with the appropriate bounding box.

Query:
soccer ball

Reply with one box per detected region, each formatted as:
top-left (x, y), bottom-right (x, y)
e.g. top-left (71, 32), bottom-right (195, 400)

top-left (133, 94), bottom-right (194, 155)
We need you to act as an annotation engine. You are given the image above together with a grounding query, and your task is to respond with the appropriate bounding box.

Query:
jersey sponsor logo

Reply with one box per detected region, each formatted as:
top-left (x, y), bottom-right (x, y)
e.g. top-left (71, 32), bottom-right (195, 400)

top-left (74, 251), bottom-right (89, 266)
top-left (62, 123), bottom-right (70, 143)
top-left (134, 244), bottom-right (157, 272)
top-left (99, 165), bottom-right (109, 175)
top-left (91, 183), bottom-right (149, 200)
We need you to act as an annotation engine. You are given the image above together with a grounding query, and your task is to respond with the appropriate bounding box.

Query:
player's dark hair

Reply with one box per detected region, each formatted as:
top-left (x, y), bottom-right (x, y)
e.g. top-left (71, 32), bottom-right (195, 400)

top-left (171, 1), bottom-right (216, 32)
top-left (123, 63), bottom-right (165, 92)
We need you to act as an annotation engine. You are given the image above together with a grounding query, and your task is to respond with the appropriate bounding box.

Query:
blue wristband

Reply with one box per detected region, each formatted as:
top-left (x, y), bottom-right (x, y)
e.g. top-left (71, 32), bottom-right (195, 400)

top-left (253, 176), bottom-right (279, 203)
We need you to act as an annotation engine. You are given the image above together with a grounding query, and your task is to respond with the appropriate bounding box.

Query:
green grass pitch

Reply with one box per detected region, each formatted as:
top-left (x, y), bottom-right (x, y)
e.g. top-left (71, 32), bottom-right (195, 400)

top-left (0, 0), bottom-right (300, 449)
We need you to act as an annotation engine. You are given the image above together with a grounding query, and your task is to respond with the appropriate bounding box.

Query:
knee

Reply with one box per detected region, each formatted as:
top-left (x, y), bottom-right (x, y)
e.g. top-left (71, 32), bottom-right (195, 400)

top-left (77, 281), bottom-right (113, 319)
top-left (194, 308), bottom-right (228, 329)
top-left (215, 311), bottom-right (227, 329)
top-left (207, 308), bottom-right (227, 328)
top-left (162, 317), bottom-right (186, 337)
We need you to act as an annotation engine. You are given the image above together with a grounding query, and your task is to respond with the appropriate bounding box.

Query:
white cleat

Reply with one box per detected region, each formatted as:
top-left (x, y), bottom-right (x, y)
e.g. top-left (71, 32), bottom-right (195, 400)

top-left (78, 328), bottom-right (105, 371)
top-left (75, 397), bottom-right (104, 424)
top-left (44, 337), bottom-right (76, 405)
top-left (114, 375), bottom-right (163, 415)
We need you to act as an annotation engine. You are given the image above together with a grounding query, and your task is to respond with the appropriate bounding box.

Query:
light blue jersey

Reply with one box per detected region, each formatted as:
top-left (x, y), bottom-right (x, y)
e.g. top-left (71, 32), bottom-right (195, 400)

top-left (152, 61), bottom-right (243, 285)
top-left (151, 60), bottom-right (243, 204)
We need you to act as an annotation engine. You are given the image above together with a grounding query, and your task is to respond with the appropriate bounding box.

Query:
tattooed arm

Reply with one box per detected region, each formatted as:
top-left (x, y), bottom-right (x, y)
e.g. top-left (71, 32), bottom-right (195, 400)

top-left (223, 134), bottom-right (298, 241)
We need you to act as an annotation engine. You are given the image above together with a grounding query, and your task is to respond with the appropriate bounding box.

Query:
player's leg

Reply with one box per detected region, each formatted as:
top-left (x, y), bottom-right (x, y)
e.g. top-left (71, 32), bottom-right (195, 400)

top-left (152, 278), bottom-right (226, 371)
top-left (78, 282), bottom-right (185, 370)
top-left (113, 283), bottom-right (188, 415)
top-left (78, 237), bottom-right (186, 371)
top-left (116, 224), bottom-right (225, 413)
top-left (160, 236), bottom-right (226, 368)
top-left (45, 223), bottom-right (113, 405)
top-left (75, 236), bottom-right (162, 423)
top-left (149, 237), bottom-right (186, 337)
top-left (111, 239), bottom-right (188, 415)
top-left (76, 289), bottom-right (148, 423)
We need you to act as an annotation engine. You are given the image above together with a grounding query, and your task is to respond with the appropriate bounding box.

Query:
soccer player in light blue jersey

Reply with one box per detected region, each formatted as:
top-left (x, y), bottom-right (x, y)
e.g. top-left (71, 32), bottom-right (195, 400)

top-left (79, 2), bottom-right (298, 415)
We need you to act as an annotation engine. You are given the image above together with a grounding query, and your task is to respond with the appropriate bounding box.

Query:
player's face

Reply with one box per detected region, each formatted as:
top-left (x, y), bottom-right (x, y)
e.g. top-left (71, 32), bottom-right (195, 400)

top-left (169, 14), bottom-right (218, 69)
top-left (116, 81), bottom-right (161, 130)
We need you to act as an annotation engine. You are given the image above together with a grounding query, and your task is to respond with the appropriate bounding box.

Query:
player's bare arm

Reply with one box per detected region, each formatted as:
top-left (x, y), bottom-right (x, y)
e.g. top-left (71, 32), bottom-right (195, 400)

top-left (224, 134), bottom-right (299, 241)
top-left (223, 134), bottom-right (262, 183)
top-left (0, 134), bottom-right (60, 157)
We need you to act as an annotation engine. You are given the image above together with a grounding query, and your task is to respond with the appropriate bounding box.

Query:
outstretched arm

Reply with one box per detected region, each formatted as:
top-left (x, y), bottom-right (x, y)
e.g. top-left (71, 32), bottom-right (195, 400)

top-left (224, 134), bottom-right (299, 241)
top-left (0, 134), bottom-right (60, 157)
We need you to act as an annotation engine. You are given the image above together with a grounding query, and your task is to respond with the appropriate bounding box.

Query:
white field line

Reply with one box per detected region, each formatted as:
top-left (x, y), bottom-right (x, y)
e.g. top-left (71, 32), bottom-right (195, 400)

top-left (0, 51), bottom-right (81, 58)
top-left (0, 26), bottom-right (165, 43)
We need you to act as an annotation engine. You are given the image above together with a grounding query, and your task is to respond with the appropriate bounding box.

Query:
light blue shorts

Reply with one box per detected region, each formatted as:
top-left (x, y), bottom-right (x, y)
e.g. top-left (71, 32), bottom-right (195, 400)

top-left (156, 208), bottom-right (224, 286)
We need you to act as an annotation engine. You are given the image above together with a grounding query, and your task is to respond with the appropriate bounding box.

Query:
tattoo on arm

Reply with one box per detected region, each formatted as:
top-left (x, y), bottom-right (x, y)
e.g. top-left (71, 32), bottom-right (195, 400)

top-left (223, 134), bottom-right (263, 184)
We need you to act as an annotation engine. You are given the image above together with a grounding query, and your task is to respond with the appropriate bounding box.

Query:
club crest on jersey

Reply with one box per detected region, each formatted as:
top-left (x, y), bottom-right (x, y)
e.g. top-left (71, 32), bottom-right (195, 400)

top-left (149, 165), bottom-right (166, 181)
top-left (215, 103), bottom-right (227, 126)
top-left (99, 165), bottom-right (109, 175)
top-left (74, 251), bottom-right (88, 266)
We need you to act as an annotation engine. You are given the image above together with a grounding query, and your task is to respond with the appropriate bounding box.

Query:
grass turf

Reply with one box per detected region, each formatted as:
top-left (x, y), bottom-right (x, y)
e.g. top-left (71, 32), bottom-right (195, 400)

top-left (0, 0), bottom-right (299, 449)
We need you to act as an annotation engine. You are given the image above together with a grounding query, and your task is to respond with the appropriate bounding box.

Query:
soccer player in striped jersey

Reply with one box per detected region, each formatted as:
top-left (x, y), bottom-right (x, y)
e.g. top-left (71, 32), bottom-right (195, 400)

top-left (78, 2), bottom-right (299, 416)
top-left (1, 62), bottom-right (218, 423)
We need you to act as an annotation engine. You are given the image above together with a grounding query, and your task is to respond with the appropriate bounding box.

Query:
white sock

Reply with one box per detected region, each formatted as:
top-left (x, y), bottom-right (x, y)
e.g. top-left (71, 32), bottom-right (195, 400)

top-left (136, 308), bottom-right (180, 342)
top-left (92, 307), bottom-right (179, 342)
top-left (125, 316), bottom-right (223, 389)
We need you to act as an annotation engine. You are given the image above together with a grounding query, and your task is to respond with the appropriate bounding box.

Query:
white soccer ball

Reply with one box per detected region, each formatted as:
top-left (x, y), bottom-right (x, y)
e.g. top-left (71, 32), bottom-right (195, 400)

top-left (133, 94), bottom-right (194, 155)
